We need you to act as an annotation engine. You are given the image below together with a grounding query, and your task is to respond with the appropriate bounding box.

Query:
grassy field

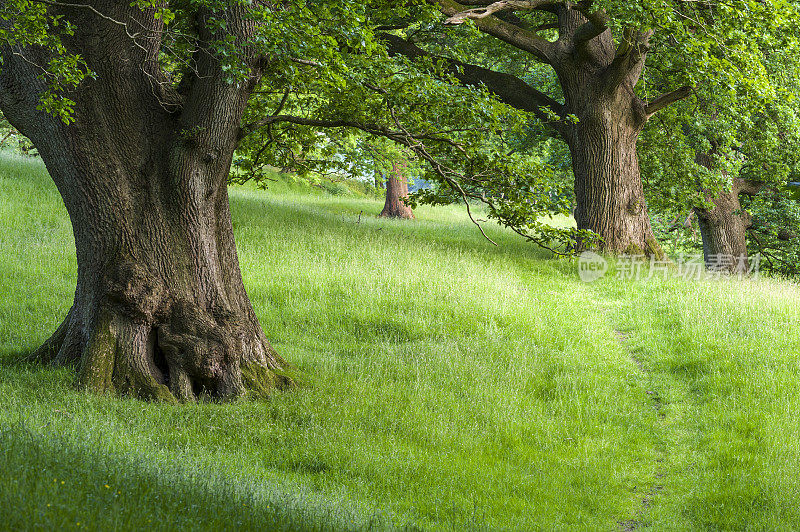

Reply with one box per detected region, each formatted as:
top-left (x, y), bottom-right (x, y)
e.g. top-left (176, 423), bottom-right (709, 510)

top-left (1, 152), bottom-right (799, 530)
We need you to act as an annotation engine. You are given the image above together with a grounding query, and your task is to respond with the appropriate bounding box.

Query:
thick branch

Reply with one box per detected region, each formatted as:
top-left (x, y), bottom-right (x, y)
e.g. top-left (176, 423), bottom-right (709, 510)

top-left (572, 2), bottom-right (609, 46)
top-left (444, 0), bottom-right (553, 23)
top-left (434, 0), bottom-right (555, 63)
top-left (454, 0), bottom-right (560, 9)
top-left (381, 33), bottom-right (567, 138)
top-left (177, 4), bottom-right (264, 150)
top-left (645, 86), bottom-right (693, 116)
top-left (735, 178), bottom-right (764, 197)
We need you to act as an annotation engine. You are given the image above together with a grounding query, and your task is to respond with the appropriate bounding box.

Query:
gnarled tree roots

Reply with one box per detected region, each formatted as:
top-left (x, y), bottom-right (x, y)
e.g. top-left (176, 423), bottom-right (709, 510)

top-left (29, 268), bottom-right (293, 402)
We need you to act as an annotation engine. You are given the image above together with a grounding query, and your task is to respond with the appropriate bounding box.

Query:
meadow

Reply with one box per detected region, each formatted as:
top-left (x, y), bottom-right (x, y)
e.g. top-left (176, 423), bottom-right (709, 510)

top-left (1, 152), bottom-right (799, 530)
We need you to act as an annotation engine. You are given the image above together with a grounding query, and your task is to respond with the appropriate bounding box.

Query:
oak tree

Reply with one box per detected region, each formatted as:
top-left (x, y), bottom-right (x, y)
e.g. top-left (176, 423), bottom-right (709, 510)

top-left (375, 0), bottom-right (799, 256)
top-left (0, 0), bottom-right (324, 400)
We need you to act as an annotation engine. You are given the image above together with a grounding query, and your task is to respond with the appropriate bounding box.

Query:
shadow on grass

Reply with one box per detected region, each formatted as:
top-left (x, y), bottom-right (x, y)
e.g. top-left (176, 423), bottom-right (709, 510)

top-left (0, 345), bottom-right (58, 366)
top-left (0, 393), bottom-right (408, 531)
top-left (0, 364), bottom-right (418, 530)
top-left (0, 348), bottom-right (33, 364)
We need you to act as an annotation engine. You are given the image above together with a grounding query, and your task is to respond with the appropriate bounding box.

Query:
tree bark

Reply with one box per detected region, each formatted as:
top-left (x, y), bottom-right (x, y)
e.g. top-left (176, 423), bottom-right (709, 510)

top-left (380, 162), bottom-right (415, 219)
top-left (567, 102), bottom-right (661, 256)
top-left (0, 2), bottom-right (290, 401)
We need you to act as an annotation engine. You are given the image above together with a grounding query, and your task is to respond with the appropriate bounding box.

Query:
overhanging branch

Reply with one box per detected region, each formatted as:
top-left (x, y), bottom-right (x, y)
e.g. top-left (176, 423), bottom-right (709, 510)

top-left (243, 111), bottom-right (504, 245)
top-left (241, 114), bottom-right (464, 151)
top-left (241, 104), bottom-right (573, 253)
top-left (381, 33), bottom-right (567, 138)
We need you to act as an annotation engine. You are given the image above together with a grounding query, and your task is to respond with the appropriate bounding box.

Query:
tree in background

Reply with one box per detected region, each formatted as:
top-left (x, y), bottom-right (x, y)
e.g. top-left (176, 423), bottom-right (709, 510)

top-left (746, 189), bottom-right (800, 276)
top-left (342, 137), bottom-right (417, 219)
top-left (695, 168), bottom-right (762, 273)
top-left (380, 160), bottom-right (416, 220)
top-left (639, 31), bottom-right (800, 273)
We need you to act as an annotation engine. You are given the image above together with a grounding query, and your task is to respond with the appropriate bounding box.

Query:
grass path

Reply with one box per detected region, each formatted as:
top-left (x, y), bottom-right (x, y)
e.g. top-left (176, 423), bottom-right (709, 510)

top-left (570, 286), bottom-right (675, 531)
top-left (614, 325), bottom-right (668, 532)
top-left (587, 277), bottom-right (800, 530)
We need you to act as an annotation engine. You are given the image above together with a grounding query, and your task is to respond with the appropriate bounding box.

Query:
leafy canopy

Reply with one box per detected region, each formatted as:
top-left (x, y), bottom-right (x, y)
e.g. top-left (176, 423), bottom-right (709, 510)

top-left (3, 0), bottom-right (800, 253)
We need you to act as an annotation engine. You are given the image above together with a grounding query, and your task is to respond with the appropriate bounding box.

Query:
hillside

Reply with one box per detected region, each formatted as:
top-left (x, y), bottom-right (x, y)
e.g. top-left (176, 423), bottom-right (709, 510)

top-left (1, 152), bottom-right (799, 530)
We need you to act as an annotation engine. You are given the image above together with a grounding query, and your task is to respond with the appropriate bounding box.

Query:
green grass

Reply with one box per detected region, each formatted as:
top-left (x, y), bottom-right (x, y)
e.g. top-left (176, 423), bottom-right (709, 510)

top-left (1, 151), bottom-right (799, 530)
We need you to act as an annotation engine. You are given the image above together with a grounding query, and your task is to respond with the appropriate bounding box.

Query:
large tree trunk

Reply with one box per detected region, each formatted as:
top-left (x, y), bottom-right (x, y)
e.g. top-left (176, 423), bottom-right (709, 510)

top-left (552, 9), bottom-right (664, 258)
top-left (32, 154), bottom-right (289, 401)
top-left (568, 105), bottom-right (661, 256)
top-left (380, 162), bottom-right (415, 219)
top-left (0, 2), bottom-right (290, 401)
top-left (694, 178), bottom-right (760, 273)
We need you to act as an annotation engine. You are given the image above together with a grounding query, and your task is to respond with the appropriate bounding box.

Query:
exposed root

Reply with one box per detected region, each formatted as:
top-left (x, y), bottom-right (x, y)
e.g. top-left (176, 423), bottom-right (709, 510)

top-left (76, 305), bottom-right (175, 402)
top-left (241, 363), bottom-right (297, 399)
top-left (32, 296), bottom-right (293, 402)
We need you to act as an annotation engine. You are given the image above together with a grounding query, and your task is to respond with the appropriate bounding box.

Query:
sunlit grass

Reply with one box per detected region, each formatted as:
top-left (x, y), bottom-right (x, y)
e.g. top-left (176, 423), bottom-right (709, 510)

top-left (1, 151), bottom-right (799, 530)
